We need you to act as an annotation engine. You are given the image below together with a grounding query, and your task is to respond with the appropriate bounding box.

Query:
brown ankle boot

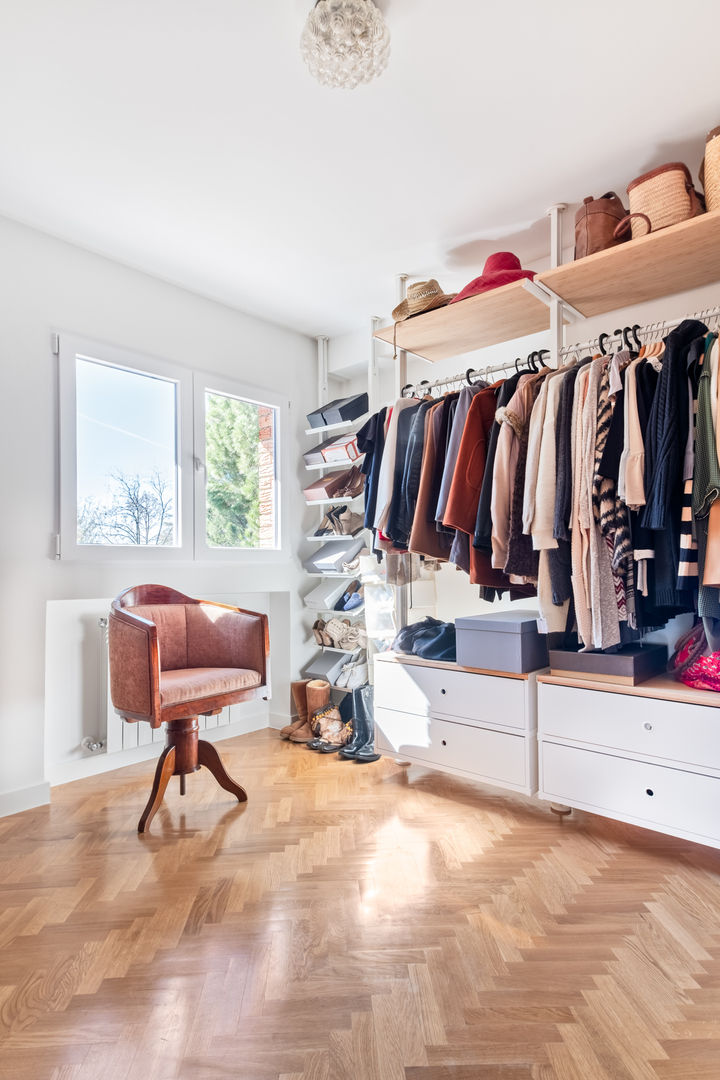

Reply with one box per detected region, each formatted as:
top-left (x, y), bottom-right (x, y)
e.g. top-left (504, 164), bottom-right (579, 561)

top-left (288, 720), bottom-right (315, 743)
top-left (280, 717), bottom-right (306, 738)
top-left (288, 680), bottom-right (330, 744)
top-left (306, 679), bottom-right (331, 715)
top-left (281, 679), bottom-right (311, 739)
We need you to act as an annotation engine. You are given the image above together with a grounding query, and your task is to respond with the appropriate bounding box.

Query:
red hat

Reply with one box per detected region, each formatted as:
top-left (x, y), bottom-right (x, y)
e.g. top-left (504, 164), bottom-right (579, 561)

top-left (450, 252), bottom-right (536, 304)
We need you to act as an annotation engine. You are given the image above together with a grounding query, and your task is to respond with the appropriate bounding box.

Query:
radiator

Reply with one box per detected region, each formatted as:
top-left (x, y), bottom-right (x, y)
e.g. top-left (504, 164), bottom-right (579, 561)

top-left (98, 617), bottom-right (234, 754)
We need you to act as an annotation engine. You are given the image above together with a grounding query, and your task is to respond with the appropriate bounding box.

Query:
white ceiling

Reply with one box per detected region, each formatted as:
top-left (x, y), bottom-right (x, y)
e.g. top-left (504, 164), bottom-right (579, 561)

top-left (1, 0), bottom-right (718, 337)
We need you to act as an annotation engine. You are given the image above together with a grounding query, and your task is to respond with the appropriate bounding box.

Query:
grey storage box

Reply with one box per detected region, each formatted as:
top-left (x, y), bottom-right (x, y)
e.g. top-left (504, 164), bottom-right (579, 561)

top-left (548, 642), bottom-right (667, 685)
top-left (303, 578), bottom-right (352, 610)
top-left (455, 610), bottom-right (548, 673)
top-left (303, 537), bottom-right (365, 575)
top-left (303, 650), bottom-right (354, 686)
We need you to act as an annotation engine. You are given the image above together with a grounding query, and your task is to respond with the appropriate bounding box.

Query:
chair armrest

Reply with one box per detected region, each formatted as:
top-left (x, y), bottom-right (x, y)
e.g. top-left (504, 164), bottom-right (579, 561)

top-left (108, 605), bottom-right (162, 726)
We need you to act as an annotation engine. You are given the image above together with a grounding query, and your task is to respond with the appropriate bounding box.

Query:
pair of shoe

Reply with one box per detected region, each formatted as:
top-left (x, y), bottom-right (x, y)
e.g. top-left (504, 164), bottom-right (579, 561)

top-left (335, 660), bottom-right (368, 690)
top-left (334, 580), bottom-right (364, 612)
top-left (314, 505), bottom-right (365, 538)
top-left (333, 465), bottom-right (365, 500)
top-left (323, 617), bottom-right (367, 651)
top-left (306, 704), bottom-right (352, 754)
top-left (338, 686), bottom-right (381, 763)
top-left (280, 679), bottom-right (331, 742)
top-left (312, 619), bottom-right (332, 646)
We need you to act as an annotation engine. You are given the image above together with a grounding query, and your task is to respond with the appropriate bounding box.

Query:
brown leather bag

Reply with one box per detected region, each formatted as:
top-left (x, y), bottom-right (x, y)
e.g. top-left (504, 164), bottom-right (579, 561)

top-left (574, 192), bottom-right (629, 260)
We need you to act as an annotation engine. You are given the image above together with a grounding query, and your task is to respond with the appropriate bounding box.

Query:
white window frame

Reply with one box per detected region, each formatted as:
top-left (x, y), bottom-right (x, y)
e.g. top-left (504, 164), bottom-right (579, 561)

top-left (58, 333), bottom-right (286, 563)
top-left (193, 371), bottom-right (285, 563)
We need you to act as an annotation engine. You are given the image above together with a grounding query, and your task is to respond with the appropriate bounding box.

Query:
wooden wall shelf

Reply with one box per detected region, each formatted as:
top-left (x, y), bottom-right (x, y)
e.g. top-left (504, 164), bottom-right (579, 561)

top-left (539, 211), bottom-right (720, 318)
top-left (373, 280), bottom-right (556, 363)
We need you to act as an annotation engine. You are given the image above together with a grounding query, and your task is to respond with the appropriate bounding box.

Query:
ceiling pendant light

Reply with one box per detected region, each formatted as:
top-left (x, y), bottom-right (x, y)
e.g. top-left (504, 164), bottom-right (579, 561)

top-left (301, 0), bottom-right (391, 90)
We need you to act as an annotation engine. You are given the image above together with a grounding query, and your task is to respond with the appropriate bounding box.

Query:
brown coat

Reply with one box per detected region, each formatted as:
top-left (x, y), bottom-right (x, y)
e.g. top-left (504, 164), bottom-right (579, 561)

top-left (443, 382), bottom-right (516, 588)
top-left (409, 402), bottom-right (454, 560)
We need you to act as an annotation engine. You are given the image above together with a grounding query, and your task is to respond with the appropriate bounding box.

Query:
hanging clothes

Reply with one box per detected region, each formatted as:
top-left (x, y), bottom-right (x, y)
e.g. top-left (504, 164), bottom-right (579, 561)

top-left (473, 372), bottom-right (523, 554)
top-left (408, 402), bottom-right (454, 561)
top-left (444, 381), bottom-right (523, 592)
top-left (357, 406), bottom-right (388, 537)
top-left (374, 396), bottom-right (421, 538)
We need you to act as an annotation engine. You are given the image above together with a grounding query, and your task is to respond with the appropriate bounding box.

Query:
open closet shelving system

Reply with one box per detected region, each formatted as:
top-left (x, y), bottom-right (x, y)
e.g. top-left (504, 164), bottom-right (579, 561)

top-left (364, 204), bottom-right (720, 848)
top-left (374, 208), bottom-right (720, 365)
top-left (302, 336), bottom-right (369, 692)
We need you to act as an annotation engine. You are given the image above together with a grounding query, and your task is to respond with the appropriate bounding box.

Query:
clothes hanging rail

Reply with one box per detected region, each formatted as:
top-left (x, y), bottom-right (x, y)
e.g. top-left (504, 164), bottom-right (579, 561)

top-left (559, 305), bottom-right (720, 361)
top-left (403, 354), bottom-right (542, 398)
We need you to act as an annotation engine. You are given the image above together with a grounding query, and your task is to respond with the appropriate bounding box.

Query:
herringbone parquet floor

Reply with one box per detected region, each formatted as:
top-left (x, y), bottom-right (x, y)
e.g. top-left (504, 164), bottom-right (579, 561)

top-left (2, 729), bottom-right (720, 1079)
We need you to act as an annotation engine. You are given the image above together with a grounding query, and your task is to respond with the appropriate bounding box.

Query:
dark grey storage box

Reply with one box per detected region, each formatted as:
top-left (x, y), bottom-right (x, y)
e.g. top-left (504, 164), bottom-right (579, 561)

top-left (548, 642), bottom-right (667, 685)
top-left (306, 399), bottom-right (342, 429)
top-left (455, 611), bottom-right (548, 673)
top-left (322, 393), bottom-right (368, 425)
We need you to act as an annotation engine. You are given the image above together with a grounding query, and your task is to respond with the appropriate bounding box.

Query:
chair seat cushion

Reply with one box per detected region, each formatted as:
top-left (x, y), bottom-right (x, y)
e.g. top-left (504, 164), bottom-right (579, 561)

top-left (160, 667), bottom-right (262, 707)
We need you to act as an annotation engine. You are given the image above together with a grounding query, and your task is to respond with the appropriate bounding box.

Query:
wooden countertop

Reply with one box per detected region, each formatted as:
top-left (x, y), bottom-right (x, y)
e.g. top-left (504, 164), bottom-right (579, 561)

top-left (538, 672), bottom-right (720, 709)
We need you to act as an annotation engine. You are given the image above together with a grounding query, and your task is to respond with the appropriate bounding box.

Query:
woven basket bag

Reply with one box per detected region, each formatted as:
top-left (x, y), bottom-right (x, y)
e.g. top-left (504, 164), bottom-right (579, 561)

top-left (614, 162), bottom-right (705, 241)
top-left (699, 126), bottom-right (720, 212)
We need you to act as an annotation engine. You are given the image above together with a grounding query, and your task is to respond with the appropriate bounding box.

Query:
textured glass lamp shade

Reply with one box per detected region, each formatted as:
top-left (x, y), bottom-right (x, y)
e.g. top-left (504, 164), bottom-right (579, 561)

top-left (301, 0), bottom-right (391, 90)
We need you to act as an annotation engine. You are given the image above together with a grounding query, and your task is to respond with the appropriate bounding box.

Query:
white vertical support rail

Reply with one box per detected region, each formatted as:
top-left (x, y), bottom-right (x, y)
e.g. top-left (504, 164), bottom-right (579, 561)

top-left (369, 316), bottom-right (381, 415)
top-left (394, 274), bottom-right (409, 631)
top-left (393, 274), bottom-right (408, 401)
top-left (316, 335), bottom-right (329, 407)
top-left (546, 204), bottom-right (566, 368)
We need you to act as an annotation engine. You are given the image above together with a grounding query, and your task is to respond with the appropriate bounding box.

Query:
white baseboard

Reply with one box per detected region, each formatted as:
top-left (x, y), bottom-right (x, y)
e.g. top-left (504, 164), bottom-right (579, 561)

top-left (0, 781), bottom-right (51, 819)
top-left (48, 712), bottom-right (271, 788)
top-left (269, 712), bottom-right (291, 730)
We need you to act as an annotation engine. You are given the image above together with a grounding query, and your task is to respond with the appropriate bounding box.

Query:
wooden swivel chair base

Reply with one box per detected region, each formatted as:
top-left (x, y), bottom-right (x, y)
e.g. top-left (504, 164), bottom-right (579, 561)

top-left (108, 585), bottom-right (269, 833)
top-left (139, 714), bottom-right (248, 834)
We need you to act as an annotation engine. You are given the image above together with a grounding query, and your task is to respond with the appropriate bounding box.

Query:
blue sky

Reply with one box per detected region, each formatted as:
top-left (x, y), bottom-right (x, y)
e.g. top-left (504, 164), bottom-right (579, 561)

top-left (76, 356), bottom-right (177, 505)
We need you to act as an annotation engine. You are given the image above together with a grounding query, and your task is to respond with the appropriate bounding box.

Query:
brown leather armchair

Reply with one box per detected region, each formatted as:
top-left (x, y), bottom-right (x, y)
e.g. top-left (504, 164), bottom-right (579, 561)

top-left (109, 584), bottom-right (269, 832)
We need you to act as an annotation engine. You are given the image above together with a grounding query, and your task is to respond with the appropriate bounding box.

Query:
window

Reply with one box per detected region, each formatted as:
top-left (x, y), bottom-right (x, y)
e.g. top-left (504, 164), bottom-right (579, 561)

top-left (58, 335), bottom-right (283, 561)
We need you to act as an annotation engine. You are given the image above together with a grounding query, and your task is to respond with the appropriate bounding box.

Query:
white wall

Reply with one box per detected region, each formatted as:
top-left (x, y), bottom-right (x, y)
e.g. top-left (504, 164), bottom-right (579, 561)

top-left (0, 214), bottom-right (317, 815)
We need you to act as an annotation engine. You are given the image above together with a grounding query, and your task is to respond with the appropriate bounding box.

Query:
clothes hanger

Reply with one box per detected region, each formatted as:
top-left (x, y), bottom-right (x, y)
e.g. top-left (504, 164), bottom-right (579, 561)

top-left (537, 348), bottom-right (551, 370)
top-left (598, 332), bottom-right (611, 356)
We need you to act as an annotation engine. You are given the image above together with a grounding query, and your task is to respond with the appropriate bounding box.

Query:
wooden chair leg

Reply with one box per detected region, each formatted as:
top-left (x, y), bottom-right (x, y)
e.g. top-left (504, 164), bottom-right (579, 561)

top-left (197, 740), bottom-right (247, 803)
top-left (138, 746), bottom-right (176, 834)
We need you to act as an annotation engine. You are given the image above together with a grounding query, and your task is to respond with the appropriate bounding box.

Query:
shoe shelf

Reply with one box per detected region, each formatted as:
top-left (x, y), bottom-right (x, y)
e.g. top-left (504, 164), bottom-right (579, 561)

top-left (538, 210), bottom-right (720, 319)
top-left (305, 493), bottom-right (364, 508)
top-left (373, 279), bottom-right (560, 363)
top-left (305, 529), bottom-right (368, 542)
top-left (311, 644), bottom-right (364, 656)
top-left (304, 570), bottom-right (359, 578)
top-left (305, 604), bottom-right (365, 618)
top-left (305, 454), bottom-right (365, 472)
top-left (304, 414), bottom-right (369, 438)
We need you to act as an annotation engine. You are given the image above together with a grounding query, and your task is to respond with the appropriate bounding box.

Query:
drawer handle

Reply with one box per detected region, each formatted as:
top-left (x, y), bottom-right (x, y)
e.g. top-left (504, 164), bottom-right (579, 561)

top-left (441, 739), bottom-right (447, 746)
top-left (646, 788), bottom-right (654, 797)
top-left (440, 688), bottom-right (446, 695)
top-left (644, 722), bottom-right (653, 731)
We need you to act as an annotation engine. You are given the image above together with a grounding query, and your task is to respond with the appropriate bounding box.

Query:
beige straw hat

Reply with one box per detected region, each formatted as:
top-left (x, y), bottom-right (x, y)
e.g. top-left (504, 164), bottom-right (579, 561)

top-left (700, 126), bottom-right (720, 213)
top-left (392, 279), bottom-right (456, 322)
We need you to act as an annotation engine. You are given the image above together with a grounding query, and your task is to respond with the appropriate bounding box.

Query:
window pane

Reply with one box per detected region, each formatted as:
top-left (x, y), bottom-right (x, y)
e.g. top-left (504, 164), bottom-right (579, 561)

top-left (204, 390), bottom-right (277, 549)
top-left (76, 356), bottom-right (178, 546)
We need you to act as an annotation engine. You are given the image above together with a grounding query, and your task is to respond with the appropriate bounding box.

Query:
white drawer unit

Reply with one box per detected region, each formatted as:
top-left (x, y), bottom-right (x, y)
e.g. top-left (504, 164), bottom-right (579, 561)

top-left (537, 676), bottom-right (720, 849)
top-left (541, 741), bottom-right (720, 848)
top-left (375, 707), bottom-right (531, 792)
top-left (539, 681), bottom-right (720, 774)
top-left (373, 655), bottom-right (530, 730)
top-left (373, 654), bottom-right (541, 796)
